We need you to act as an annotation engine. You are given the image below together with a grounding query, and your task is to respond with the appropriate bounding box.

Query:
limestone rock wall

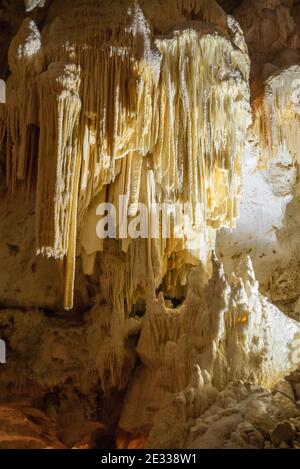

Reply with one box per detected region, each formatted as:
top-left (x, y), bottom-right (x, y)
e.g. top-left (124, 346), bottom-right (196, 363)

top-left (1, 0), bottom-right (300, 450)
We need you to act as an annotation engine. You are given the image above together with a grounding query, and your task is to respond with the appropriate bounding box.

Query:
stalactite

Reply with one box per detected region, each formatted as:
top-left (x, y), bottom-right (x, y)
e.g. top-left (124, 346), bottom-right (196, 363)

top-left (1, 0), bottom-right (251, 309)
top-left (253, 65), bottom-right (300, 166)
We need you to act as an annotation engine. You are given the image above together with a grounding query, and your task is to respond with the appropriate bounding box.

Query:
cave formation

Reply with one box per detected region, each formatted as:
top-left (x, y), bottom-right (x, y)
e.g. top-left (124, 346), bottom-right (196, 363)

top-left (1, 0), bottom-right (300, 450)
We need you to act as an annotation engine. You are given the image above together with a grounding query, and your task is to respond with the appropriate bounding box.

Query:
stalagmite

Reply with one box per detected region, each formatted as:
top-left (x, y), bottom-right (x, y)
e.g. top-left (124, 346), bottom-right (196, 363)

top-left (119, 253), bottom-right (300, 442)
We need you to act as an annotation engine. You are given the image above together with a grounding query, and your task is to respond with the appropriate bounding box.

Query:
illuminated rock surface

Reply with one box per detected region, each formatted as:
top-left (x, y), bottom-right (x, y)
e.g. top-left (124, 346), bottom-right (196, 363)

top-left (0, 0), bottom-right (300, 449)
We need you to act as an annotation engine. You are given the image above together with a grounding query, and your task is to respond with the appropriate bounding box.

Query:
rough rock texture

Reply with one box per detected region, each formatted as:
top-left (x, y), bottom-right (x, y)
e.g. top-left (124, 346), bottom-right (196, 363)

top-left (146, 374), bottom-right (300, 449)
top-left (217, 0), bottom-right (300, 295)
top-left (118, 254), bottom-right (300, 440)
top-left (0, 403), bottom-right (65, 449)
top-left (0, 0), bottom-right (252, 312)
top-left (1, 0), bottom-right (300, 449)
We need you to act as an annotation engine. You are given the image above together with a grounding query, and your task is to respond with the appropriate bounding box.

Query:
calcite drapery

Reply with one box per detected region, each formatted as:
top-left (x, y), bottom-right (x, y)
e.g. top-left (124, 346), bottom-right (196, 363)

top-left (235, 0), bottom-right (300, 165)
top-left (253, 65), bottom-right (300, 165)
top-left (2, 1), bottom-right (300, 450)
top-left (1, 0), bottom-right (251, 309)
